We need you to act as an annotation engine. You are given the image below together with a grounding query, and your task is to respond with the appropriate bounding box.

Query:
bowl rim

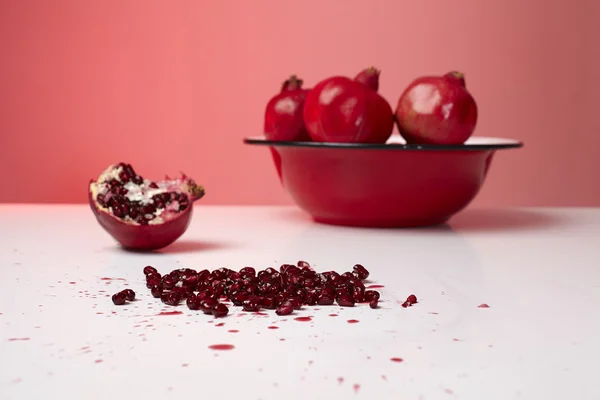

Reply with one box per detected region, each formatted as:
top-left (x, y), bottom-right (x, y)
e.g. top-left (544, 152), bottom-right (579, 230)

top-left (244, 136), bottom-right (523, 151)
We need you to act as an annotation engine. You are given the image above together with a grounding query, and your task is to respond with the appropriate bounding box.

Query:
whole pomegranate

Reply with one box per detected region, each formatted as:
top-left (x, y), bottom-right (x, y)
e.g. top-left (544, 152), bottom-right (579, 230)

top-left (303, 67), bottom-right (394, 144)
top-left (88, 163), bottom-right (205, 251)
top-left (394, 71), bottom-right (478, 145)
top-left (264, 75), bottom-right (310, 141)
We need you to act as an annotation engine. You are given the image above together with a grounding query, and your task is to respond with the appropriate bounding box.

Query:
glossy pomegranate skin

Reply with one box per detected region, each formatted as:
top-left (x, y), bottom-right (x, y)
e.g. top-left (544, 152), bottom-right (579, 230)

top-left (264, 75), bottom-right (311, 142)
top-left (394, 71), bottom-right (478, 145)
top-left (303, 75), bottom-right (394, 144)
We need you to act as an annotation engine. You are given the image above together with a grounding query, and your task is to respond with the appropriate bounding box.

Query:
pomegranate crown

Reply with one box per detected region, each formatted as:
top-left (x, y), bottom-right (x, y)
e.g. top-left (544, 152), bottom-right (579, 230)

top-left (444, 71), bottom-right (467, 88)
top-left (281, 75), bottom-right (303, 92)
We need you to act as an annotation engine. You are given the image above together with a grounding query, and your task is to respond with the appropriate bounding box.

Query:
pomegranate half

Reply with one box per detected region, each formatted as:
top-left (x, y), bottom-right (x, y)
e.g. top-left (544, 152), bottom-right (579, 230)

top-left (303, 67), bottom-right (394, 144)
top-left (88, 163), bottom-right (205, 251)
top-left (394, 71), bottom-right (478, 145)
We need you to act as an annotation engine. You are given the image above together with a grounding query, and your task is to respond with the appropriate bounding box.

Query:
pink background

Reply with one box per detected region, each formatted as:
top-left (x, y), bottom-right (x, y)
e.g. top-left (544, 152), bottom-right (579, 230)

top-left (1, 0), bottom-right (599, 206)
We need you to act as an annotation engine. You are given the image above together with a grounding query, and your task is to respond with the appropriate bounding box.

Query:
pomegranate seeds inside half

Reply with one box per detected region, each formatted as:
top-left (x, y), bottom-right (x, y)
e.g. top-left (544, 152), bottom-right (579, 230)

top-left (88, 163), bottom-right (205, 251)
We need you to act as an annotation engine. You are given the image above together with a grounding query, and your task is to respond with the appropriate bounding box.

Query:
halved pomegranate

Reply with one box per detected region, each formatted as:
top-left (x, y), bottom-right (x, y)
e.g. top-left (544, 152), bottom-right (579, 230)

top-left (88, 163), bottom-right (205, 251)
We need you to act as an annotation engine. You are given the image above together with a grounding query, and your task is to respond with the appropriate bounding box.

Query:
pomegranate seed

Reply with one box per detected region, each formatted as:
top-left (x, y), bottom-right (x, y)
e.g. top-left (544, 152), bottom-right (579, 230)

top-left (186, 295), bottom-right (201, 310)
top-left (111, 292), bottom-right (127, 305)
top-left (162, 278), bottom-right (176, 290)
top-left (364, 290), bottom-right (380, 301)
top-left (317, 294), bottom-right (334, 306)
top-left (275, 301), bottom-right (294, 316)
top-left (242, 299), bottom-right (261, 312)
top-left (352, 286), bottom-right (365, 303)
top-left (170, 286), bottom-right (189, 299)
top-left (197, 269), bottom-right (211, 282)
top-left (161, 292), bottom-right (181, 306)
top-left (297, 260), bottom-right (311, 270)
top-left (369, 299), bottom-right (378, 309)
top-left (401, 294), bottom-right (418, 308)
top-left (146, 276), bottom-right (161, 288)
top-left (239, 266), bottom-right (256, 277)
top-left (150, 285), bottom-right (163, 298)
top-left (337, 295), bottom-right (355, 307)
top-left (341, 271), bottom-right (354, 281)
top-left (197, 290), bottom-right (215, 302)
top-left (261, 297), bottom-right (277, 309)
top-left (288, 297), bottom-right (302, 310)
top-left (212, 303), bottom-right (229, 318)
top-left (122, 289), bottom-right (136, 301)
top-left (143, 266), bottom-right (157, 276)
top-left (200, 299), bottom-right (218, 314)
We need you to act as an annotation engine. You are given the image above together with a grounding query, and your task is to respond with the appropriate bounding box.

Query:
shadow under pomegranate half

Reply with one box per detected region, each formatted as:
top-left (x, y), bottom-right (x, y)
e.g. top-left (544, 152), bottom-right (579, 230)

top-left (248, 136), bottom-right (522, 228)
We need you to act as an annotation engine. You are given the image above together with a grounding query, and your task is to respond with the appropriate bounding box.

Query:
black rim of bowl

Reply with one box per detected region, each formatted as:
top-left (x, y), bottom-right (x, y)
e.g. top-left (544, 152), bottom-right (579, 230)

top-left (244, 137), bottom-right (523, 151)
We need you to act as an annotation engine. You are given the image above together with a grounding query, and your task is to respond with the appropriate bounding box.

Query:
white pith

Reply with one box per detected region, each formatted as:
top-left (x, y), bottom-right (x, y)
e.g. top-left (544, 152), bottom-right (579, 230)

top-left (90, 164), bottom-right (189, 225)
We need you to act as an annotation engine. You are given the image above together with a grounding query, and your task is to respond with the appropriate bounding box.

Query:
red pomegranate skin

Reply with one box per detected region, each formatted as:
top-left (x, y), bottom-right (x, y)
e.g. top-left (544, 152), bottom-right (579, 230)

top-left (394, 71), bottom-right (478, 145)
top-left (88, 165), bottom-right (205, 251)
top-left (264, 75), bottom-right (310, 141)
top-left (303, 74), bottom-right (394, 144)
top-left (89, 190), bottom-right (193, 250)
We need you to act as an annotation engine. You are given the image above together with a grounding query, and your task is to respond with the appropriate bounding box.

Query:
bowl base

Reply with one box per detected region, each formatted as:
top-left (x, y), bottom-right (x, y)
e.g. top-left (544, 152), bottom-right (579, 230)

top-left (312, 215), bottom-right (451, 228)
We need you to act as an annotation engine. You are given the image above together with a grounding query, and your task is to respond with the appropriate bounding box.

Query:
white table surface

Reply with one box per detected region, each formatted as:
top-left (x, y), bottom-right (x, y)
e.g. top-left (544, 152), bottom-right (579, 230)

top-left (0, 205), bottom-right (599, 400)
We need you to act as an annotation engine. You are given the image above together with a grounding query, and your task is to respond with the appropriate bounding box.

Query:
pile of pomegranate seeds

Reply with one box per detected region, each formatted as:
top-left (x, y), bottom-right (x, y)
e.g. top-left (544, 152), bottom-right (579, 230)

top-left (112, 289), bottom-right (136, 305)
top-left (139, 262), bottom-right (387, 317)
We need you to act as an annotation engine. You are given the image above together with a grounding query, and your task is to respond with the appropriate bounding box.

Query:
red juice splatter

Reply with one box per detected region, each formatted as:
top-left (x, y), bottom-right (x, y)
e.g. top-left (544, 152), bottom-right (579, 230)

top-left (69, 282), bottom-right (76, 285)
top-left (215, 323), bottom-right (225, 327)
top-left (100, 277), bottom-right (125, 281)
top-left (337, 377), bottom-right (344, 385)
top-left (382, 375), bottom-right (387, 380)
top-left (328, 313), bottom-right (338, 317)
top-left (366, 284), bottom-right (384, 289)
top-left (182, 363), bottom-right (189, 367)
top-left (94, 359), bottom-right (103, 364)
top-left (347, 319), bottom-right (360, 324)
top-left (391, 357), bottom-right (403, 362)
top-left (228, 329), bottom-right (239, 333)
top-left (208, 344), bottom-right (235, 351)
top-left (478, 303), bottom-right (490, 308)
top-left (353, 384), bottom-right (360, 393)
top-left (294, 316), bottom-right (312, 322)
top-left (156, 311), bottom-right (183, 316)
top-left (268, 326), bottom-right (279, 329)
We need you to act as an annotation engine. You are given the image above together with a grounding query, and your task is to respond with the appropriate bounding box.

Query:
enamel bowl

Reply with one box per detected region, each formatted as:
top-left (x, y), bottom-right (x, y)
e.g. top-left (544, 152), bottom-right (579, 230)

top-left (244, 136), bottom-right (523, 227)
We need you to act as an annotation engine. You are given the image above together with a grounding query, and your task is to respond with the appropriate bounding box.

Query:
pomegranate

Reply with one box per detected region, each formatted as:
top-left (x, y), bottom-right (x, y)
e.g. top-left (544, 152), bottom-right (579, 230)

top-left (303, 67), bottom-right (394, 144)
top-left (394, 71), bottom-right (478, 145)
top-left (88, 163), bottom-right (205, 251)
top-left (264, 75), bottom-right (310, 141)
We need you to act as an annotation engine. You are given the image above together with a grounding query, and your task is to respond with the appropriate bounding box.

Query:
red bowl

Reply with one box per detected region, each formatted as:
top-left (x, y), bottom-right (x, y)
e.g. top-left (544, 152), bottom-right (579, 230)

top-left (244, 136), bottom-right (523, 227)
